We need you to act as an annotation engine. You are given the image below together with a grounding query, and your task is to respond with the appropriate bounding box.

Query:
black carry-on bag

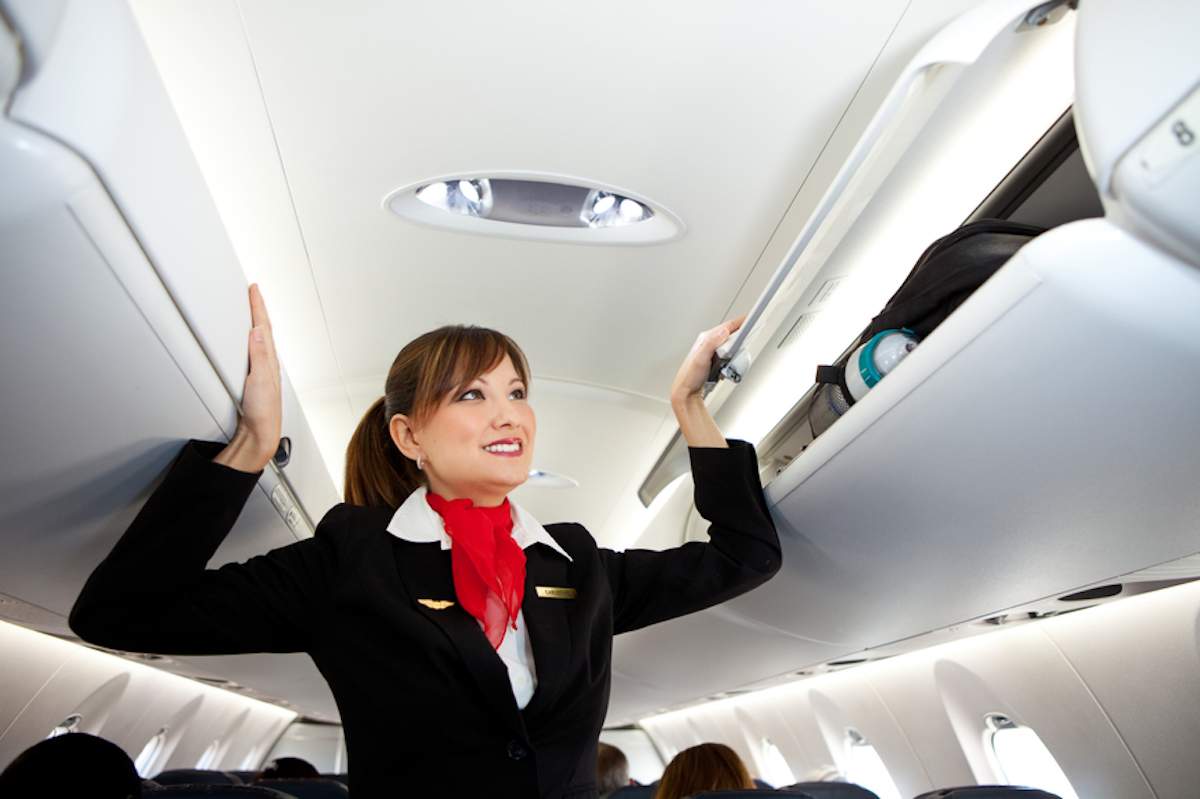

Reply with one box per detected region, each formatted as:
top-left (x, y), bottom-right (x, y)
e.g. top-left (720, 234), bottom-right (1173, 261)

top-left (808, 219), bottom-right (1046, 438)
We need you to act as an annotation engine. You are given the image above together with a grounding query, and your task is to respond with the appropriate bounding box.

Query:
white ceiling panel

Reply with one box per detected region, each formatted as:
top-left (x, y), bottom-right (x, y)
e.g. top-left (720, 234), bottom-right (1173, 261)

top-left (131, 0), bottom-right (915, 540)
top-left (232, 0), bottom-right (909, 396)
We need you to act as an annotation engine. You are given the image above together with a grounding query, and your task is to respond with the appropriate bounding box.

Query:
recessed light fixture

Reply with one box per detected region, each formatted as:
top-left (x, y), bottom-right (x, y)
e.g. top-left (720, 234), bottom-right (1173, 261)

top-left (526, 468), bottom-right (579, 489)
top-left (385, 173), bottom-right (683, 245)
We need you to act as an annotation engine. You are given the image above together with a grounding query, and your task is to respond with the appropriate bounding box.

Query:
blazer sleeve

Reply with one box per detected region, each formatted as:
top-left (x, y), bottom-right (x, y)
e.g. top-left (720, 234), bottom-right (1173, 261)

top-left (599, 439), bottom-right (781, 634)
top-left (69, 439), bottom-right (344, 655)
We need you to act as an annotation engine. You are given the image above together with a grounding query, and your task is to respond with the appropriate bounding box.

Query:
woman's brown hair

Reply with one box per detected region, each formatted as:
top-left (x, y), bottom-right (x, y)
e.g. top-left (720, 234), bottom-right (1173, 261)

top-left (344, 325), bottom-right (531, 508)
top-left (654, 742), bottom-right (754, 799)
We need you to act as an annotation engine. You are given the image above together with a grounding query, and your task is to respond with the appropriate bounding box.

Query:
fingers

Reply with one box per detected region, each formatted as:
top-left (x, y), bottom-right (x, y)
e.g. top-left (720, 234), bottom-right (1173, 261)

top-left (249, 282), bottom-right (272, 330)
top-left (247, 284), bottom-right (280, 376)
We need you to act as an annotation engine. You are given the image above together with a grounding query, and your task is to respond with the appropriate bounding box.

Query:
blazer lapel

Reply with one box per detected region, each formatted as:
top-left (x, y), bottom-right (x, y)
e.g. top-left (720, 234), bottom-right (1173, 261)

top-left (520, 543), bottom-right (573, 719)
top-left (390, 539), bottom-right (526, 736)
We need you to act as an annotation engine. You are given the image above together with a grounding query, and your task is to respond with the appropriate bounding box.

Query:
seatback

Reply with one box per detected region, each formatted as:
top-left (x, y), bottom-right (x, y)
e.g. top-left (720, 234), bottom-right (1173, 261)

top-left (784, 781), bottom-right (881, 799)
top-left (228, 771), bottom-right (260, 784)
top-left (255, 777), bottom-right (350, 798)
top-left (912, 788), bottom-right (1061, 799)
top-left (152, 769), bottom-right (242, 786)
top-left (691, 787), bottom-right (811, 791)
top-left (609, 784), bottom-right (657, 799)
top-left (143, 786), bottom-right (294, 798)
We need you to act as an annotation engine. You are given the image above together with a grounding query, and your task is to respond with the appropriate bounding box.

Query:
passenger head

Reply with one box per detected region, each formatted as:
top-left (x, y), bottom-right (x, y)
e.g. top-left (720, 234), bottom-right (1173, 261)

top-left (345, 325), bottom-right (534, 508)
top-left (256, 756), bottom-right (320, 780)
top-left (654, 742), bottom-right (754, 799)
top-left (597, 742), bottom-right (631, 794)
top-left (0, 733), bottom-right (141, 798)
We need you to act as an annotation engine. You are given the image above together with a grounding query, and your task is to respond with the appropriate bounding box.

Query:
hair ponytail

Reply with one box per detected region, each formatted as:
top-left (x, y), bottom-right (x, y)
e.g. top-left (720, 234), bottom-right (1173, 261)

top-left (342, 325), bottom-right (530, 508)
top-left (344, 396), bottom-right (423, 508)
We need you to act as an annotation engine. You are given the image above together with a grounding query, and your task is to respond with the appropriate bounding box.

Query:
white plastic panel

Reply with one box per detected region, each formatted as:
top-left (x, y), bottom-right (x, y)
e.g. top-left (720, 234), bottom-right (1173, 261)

top-left (640, 581), bottom-right (1200, 798)
top-left (610, 217), bottom-right (1200, 724)
top-left (4, 0), bottom-right (338, 519)
top-left (0, 620), bottom-right (296, 772)
top-left (1073, 0), bottom-right (1200, 196)
top-left (1074, 0), bottom-right (1200, 268)
top-left (752, 218), bottom-right (1200, 646)
top-left (0, 18), bottom-right (337, 717)
top-left (1041, 582), bottom-right (1200, 799)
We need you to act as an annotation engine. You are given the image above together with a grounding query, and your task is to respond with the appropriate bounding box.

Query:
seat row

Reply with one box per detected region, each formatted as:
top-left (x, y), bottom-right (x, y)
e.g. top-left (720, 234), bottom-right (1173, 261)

top-left (609, 783), bottom-right (1062, 798)
top-left (147, 769), bottom-right (348, 799)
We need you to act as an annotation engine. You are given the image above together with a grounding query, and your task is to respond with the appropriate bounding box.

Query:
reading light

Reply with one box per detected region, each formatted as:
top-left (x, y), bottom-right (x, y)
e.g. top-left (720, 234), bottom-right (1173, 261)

top-left (581, 188), bottom-right (648, 228)
top-left (416, 178), bottom-right (493, 217)
top-left (386, 174), bottom-right (681, 244)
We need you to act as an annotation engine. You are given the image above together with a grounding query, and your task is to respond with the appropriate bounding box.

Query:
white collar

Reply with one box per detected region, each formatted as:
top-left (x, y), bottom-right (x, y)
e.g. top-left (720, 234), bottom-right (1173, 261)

top-left (385, 485), bottom-right (573, 562)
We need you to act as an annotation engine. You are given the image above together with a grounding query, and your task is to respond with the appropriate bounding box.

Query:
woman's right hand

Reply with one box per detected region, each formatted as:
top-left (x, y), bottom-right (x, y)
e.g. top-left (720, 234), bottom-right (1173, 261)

top-left (213, 283), bottom-right (282, 473)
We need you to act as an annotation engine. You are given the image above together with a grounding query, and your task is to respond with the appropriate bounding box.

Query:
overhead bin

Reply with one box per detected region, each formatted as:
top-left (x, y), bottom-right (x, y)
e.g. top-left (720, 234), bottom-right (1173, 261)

top-left (0, 0), bottom-right (339, 719)
top-left (638, 0), bottom-right (1078, 505)
top-left (609, 0), bottom-right (1200, 724)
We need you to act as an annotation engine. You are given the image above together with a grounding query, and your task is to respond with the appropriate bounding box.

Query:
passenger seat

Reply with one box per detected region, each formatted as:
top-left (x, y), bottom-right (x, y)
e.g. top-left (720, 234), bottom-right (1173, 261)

top-left (783, 781), bottom-right (880, 798)
top-left (691, 787), bottom-right (811, 791)
top-left (152, 769), bottom-right (242, 785)
top-left (913, 788), bottom-right (1061, 799)
top-left (255, 777), bottom-right (349, 798)
top-left (142, 785), bottom-right (294, 798)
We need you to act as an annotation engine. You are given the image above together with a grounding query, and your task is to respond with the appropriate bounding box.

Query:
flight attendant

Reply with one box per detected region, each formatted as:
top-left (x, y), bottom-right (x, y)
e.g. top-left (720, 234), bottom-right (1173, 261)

top-left (70, 284), bottom-right (781, 798)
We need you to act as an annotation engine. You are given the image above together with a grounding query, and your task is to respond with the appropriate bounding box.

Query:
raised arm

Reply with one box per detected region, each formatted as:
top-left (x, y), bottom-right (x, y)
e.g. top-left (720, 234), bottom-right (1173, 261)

top-left (600, 316), bottom-right (781, 633)
top-left (69, 442), bottom-right (342, 654)
top-left (69, 284), bottom-right (334, 654)
top-left (600, 439), bottom-right (780, 634)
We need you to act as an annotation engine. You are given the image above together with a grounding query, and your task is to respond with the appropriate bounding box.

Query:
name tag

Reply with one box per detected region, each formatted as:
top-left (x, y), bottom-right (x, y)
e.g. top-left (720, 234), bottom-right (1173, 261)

top-left (417, 598), bottom-right (455, 610)
top-left (535, 586), bottom-right (577, 600)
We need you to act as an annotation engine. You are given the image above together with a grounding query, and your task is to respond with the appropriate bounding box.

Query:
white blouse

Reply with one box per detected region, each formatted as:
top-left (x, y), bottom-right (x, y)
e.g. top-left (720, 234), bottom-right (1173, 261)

top-left (385, 486), bottom-right (573, 709)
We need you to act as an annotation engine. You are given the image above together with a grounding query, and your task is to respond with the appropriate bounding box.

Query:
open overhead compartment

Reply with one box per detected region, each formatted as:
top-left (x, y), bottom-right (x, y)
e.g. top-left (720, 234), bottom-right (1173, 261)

top-left (608, 0), bottom-right (1200, 724)
top-left (0, 0), bottom-right (339, 720)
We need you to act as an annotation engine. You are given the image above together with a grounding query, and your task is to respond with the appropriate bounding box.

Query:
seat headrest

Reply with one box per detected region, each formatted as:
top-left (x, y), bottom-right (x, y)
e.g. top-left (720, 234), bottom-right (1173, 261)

top-left (254, 777), bottom-right (350, 798)
top-left (690, 792), bottom-right (815, 799)
top-left (143, 785), bottom-right (294, 798)
top-left (784, 781), bottom-right (881, 799)
top-left (912, 787), bottom-right (1062, 799)
top-left (152, 769), bottom-right (241, 786)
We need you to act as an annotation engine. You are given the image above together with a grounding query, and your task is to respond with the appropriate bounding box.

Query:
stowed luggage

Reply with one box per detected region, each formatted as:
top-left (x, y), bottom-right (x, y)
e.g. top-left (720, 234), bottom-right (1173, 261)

top-left (808, 219), bottom-right (1046, 438)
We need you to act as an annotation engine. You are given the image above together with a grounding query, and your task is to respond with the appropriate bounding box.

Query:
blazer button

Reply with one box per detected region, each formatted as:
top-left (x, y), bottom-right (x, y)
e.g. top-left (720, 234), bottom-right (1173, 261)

top-left (506, 739), bottom-right (528, 761)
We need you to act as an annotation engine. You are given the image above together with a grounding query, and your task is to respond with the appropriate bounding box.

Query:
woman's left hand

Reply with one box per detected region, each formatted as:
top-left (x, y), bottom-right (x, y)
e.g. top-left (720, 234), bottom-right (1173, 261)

top-left (669, 315), bottom-right (746, 404)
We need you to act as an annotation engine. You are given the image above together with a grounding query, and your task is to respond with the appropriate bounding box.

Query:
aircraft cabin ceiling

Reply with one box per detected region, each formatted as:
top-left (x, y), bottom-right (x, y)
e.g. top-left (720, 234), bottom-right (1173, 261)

top-left (128, 0), bottom-right (983, 545)
top-left (3, 0), bottom-right (1070, 727)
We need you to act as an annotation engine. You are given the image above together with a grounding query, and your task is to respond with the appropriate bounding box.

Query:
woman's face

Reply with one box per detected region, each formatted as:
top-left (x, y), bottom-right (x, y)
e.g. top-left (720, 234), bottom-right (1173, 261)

top-left (405, 355), bottom-right (536, 506)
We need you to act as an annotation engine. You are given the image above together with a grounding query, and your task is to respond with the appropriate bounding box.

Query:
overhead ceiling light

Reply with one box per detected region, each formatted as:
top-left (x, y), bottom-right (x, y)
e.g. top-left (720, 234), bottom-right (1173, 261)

top-left (416, 178), bottom-right (493, 218)
top-left (580, 189), bottom-right (648, 228)
top-left (386, 173), bottom-right (684, 245)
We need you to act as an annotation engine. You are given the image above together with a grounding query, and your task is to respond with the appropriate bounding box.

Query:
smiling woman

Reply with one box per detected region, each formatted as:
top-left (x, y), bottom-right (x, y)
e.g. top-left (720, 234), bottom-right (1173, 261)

top-left (343, 324), bottom-right (534, 510)
top-left (67, 285), bottom-right (781, 798)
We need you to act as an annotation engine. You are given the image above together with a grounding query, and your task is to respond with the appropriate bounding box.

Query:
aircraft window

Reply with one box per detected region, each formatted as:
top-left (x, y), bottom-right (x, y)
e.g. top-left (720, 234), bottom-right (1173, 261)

top-left (46, 713), bottom-right (82, 738)
top-left (240, 741), bottom-right (269, 771)
top-left (843, 729), bottom-right (902, 799)
top-left (759, 737), bottom-right (796, 787)
top-left (985, 714), bottom-right (1080, 799)
top-left (195, 739), bottom-right (220, 770)
top-left (134, 726), bottom-right (168, 777)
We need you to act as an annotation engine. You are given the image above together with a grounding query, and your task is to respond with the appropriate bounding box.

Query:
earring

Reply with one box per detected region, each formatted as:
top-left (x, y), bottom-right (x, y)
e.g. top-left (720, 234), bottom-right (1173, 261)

top-left (416, 455), bottom-right (424, 471)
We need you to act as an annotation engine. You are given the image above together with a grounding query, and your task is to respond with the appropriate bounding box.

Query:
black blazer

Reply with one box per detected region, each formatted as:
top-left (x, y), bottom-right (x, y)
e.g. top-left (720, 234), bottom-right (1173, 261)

top-left (70, 438), bottom-right (780, 799)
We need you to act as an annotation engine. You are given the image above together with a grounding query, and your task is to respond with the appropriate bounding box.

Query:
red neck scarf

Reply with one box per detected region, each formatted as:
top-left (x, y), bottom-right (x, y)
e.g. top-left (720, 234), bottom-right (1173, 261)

top-left (425, 491), bottom-right (526, 649)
